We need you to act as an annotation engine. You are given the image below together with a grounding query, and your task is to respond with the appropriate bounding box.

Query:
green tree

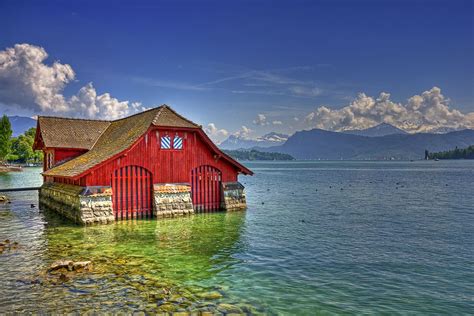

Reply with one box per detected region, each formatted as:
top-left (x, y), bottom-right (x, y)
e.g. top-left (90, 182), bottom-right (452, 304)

top-left (8, 127), bottom-right (43, 163)
top-left (0, 115), bottom-right (12, 163)
top-left (428, 145), bottom-right (474, 160)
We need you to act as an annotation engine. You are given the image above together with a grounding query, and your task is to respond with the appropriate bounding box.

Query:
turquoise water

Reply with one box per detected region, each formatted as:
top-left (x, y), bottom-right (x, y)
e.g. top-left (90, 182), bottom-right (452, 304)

top-left (0, 162), bottom-right (473, 314)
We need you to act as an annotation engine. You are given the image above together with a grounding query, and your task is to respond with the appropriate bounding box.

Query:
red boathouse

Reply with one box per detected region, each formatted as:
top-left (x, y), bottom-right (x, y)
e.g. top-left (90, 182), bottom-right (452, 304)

top-left (33, 105), bottom-right (252, 224)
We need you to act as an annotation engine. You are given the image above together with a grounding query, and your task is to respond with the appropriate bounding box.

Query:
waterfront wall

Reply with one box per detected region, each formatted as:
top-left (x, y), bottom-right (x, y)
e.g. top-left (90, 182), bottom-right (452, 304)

top-left (39, 181), bottom-right (248, 225)
top-left (153, 184), bottom-right (195, 217)
top-left (221, 182), bottom-right (247, 211)
top-left (39, 183), bottom-right (114, 225)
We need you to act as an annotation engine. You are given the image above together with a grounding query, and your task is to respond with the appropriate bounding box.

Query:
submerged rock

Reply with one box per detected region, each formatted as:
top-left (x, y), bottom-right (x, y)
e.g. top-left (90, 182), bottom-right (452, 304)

top-left (48, 259), bottom-right (73, 272)
top-left (59, 273), bottom-right (69, 282)
top-left (0, 239), bottom-right (19, 254)
top-left (200, 291), bottom-right (223, 300)
top-left (217, 303), bottom-right (243, 313)
top-left (73, 261), bottom-right (93, 271)
top-left (48, 259), bottom-right (92, 272)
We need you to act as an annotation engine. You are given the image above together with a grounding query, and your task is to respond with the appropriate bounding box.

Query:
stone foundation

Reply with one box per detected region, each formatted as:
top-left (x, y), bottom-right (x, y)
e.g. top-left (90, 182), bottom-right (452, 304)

top-left (39, 183), bottom-right (114, 225)
top-left (80, 186), bottom-right (115, 224)
top-left (39, 181), bottom-right (247, 225)
top-left (221, 182), bottom-right (247, 211)
top-left (153, 184), bottom-right (195, 218)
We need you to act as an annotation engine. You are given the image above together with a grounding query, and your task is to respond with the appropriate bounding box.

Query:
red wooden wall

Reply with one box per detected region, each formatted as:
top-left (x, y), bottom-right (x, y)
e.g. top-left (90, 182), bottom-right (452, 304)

top-left (54, 148), bottom-right (88, 166)
top-left (82, 128), bottom-right (239, 187)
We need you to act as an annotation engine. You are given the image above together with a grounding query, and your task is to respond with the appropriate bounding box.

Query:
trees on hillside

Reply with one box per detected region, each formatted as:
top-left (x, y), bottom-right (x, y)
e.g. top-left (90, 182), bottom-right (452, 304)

top-left (8, 127), bottom-right (43, 163)
top-left (427, 146), bottom-right (474, 160)
top-left (0, 115), bottom-right (42, 164)
top-left (0, 115), bottom-right (12, 163)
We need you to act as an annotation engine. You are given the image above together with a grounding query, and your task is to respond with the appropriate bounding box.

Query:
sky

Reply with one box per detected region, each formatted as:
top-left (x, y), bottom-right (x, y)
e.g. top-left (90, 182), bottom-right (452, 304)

top-left (0, 0), bottom-right (473, 142)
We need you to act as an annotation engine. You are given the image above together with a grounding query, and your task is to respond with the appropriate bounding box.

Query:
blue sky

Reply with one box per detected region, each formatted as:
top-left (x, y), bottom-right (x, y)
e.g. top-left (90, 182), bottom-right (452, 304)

top-left (0, 0), bottom-right (473, 141)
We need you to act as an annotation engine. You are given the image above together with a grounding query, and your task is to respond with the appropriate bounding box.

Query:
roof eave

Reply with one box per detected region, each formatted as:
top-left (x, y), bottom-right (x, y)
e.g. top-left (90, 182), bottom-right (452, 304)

top-left (196, 129), bottom-right (253, 176)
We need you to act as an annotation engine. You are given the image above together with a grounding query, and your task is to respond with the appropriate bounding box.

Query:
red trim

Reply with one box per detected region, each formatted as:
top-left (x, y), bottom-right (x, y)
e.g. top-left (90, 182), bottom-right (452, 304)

top-left (195, 129), bottom-right (253, 175)
top-left (33, 120), bottom-right (43, 150)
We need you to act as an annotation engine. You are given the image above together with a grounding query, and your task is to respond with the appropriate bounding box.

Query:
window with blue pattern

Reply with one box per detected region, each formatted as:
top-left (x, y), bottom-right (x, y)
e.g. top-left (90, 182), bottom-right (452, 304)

top-left (160, 136), bottom-right (171, 149)
top-left (173, 135), bottom-right (183, 149)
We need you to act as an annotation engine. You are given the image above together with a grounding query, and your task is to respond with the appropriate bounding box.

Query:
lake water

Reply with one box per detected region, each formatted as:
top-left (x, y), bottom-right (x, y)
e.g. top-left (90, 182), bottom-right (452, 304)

top-left (0, 161), bottom-right (473, 314)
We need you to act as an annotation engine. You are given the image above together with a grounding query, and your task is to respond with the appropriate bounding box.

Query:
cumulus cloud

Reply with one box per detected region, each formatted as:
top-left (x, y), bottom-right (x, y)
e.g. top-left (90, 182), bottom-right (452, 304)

top-left (204, 123), bottom-right (229, 143)
top-left (272, 120), bottom-right (283, 125)
top-left (304, 87), bottom-right (474, 133)
top-left (233, 125), bottom-right (252, 139)
top-left (253, 113), bottom-right (269, 126)
top-left (0, 43), bottom-right (142, 119)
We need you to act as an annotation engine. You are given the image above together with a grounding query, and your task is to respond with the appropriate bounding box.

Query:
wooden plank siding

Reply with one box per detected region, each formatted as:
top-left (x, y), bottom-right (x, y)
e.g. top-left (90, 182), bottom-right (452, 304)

top-left (112, 165), bottom-right (153, 219)
top-left (82, 127), bottom-right (238, 187)
top-left (54, 148), bottom-right (88, 165)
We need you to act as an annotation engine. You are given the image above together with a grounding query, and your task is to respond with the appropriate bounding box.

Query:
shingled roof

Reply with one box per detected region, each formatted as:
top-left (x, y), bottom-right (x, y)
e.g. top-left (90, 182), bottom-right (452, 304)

top-left (36, 116), bottom-right (111, 150)
top-left (41, 105), bottom-right (248, 179)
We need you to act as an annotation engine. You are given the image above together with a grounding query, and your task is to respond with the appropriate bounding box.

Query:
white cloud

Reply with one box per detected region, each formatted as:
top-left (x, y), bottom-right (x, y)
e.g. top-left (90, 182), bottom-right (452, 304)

top-left (253, 113), bottom-right (269, 126)
top-left (304, 87), bottom-right (474, 133)
top-left (130, 101), bottom-right (149, 113)
top-left (272, 120), bottom-right (283, 125)
top-left (233, 125), bottom-right (252, 139)
top-left (0, 43), bottom-right (73, 113)
top-left (204, 123), bottom-right (229, 143)
top-left (289, 86), bottom-right (323, 97)
top-left (0, 43), bottom-right (143, 119)
top-left (293, 117), bottom-right (299, 121)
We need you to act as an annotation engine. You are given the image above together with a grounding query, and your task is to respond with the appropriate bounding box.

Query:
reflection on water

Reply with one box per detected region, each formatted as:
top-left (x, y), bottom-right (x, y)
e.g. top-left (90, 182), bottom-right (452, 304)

top-left (1, 203), bottom-right (254, 313)
top-left (1, 162), bottom-right (474, 314)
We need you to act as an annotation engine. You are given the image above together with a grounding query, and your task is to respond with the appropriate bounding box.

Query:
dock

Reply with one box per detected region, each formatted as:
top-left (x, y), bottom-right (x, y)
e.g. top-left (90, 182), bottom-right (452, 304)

top-left (0, 187), bottom-right (41, 193)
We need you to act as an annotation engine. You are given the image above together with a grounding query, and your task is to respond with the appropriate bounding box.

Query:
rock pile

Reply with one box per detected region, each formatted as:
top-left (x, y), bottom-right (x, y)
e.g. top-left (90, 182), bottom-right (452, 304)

top-left (0, 239), bottom-right (19, 254)
top-left (48, 259), bottom-right (93, 272)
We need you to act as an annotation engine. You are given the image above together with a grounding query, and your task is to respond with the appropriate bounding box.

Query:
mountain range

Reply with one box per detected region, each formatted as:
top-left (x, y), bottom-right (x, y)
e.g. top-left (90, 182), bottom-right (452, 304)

top-left (220, 132), bottom-right (288, 149)
top-left (343, 122), bottom-right (408, 137)
top-left (7, 116), bottom-right (474, 160)
top-left (262, 128), bottom-right (474, 160)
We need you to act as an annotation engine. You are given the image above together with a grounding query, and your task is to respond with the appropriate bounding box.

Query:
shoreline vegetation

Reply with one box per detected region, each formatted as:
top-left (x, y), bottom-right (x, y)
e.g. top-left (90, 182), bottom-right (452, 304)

top-left (0, 115), bottom-right (43, 167)
top-left (223, 149), bottom-right (295, 161)
top-left (427, 145), bottom-right (474, 160)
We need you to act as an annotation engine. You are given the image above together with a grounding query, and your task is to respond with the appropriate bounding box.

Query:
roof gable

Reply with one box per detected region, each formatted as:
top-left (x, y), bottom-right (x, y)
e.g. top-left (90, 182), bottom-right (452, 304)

top-left (36, 117), bottom-right (110, 150)
top-left (43, 107), bottom-right (161, 177)
top-left (152, 106), bottom-right (200, 128)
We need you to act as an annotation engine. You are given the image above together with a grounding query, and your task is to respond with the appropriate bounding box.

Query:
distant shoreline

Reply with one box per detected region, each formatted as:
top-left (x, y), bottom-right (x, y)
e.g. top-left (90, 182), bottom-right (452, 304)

top-left (0, 165), bottom-right (23, 173)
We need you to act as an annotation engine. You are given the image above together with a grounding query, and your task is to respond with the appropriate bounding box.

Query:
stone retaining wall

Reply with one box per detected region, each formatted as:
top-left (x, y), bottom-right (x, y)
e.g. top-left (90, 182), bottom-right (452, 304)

top-left (39, 183), bottom-right (114, 225)
top-left (79, 187), bottom-right (115, 224)
top-left (221, 182), bottom-right (247, 211)
top-left (39, 181), bottom-right (247, 225)
top-left (153, 184), bottom-right (194, 218)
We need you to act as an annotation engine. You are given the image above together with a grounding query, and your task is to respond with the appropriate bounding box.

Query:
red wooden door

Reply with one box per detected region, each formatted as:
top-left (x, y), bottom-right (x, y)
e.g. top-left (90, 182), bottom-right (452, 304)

top-left (111, 165), bottom-right (153, 220)
top-left (191, 165), bottom-right (222, 212)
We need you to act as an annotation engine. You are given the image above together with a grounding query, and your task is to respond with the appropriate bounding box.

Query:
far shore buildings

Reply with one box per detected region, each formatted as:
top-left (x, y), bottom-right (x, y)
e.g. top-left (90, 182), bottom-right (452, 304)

top-left (33, 105), bottom-right (252, 224)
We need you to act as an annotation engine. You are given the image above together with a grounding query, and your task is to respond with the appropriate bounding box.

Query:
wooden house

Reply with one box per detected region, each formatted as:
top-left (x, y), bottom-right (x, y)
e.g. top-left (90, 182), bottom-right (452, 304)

top-left (33, 105), bottom-right (252, 224)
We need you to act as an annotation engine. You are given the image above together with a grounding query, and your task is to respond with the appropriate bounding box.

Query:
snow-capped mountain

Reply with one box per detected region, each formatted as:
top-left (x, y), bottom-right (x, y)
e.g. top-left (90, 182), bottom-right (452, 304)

top-left (343, 123), bottom-right (408, 137)
top-left (220, 132), bottom-right (289, 150)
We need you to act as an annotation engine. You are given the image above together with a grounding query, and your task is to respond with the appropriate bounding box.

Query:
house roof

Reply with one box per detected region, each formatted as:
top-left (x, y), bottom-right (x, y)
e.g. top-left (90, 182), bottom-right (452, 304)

top-left (36, 116), bottom-right (111, 150)
top-left (41, 105), bottom-right (252, 178)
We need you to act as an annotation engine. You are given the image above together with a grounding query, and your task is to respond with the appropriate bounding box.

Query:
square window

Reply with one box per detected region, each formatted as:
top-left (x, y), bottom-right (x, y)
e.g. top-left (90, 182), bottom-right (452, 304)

top-left (161, 136), bottom-right (171, 149)
top-left (173, 135), bottom-right (183, 149)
